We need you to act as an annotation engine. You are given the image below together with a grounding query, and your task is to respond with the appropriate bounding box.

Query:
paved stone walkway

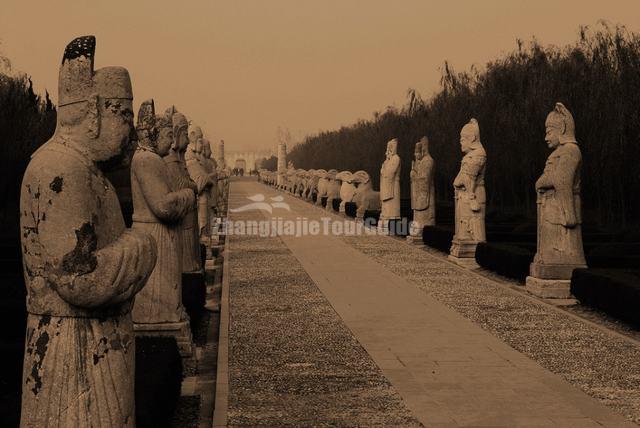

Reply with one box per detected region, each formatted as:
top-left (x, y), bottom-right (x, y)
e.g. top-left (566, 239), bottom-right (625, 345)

top-left (227, 178), bottom-right (638, 427)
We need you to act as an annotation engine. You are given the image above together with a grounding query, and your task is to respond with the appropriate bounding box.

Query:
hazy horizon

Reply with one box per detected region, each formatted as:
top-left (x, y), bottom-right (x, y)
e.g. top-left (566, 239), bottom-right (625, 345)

top-left (1, 1), bottom-right (639, 153)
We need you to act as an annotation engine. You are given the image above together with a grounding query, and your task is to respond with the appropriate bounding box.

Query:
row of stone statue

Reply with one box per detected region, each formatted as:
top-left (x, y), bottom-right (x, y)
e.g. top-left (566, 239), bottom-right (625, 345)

top-left (18, 35), bottom-right (229, 426)
top-left (262, 102), bottom-right (587, 299)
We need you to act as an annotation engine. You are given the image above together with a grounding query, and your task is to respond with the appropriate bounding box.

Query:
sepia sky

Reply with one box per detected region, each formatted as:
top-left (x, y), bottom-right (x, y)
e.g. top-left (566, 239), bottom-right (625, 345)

top-left (1, 1), bottom-right (639, 152)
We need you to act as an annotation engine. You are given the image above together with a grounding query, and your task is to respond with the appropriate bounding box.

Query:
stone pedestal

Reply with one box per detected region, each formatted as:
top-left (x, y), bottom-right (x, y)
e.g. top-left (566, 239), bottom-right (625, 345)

top-left (134, 319), bottom-right (193, 357)
top-left (406, 235), bottom-right (424, 246)
top-left (448, 254), bottom-right (479, 269)
top-left (525, 276), bottom-right (572, 299)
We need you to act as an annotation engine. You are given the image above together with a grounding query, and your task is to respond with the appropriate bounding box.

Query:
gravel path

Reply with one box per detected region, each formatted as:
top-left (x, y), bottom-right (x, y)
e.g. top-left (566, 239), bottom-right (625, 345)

top-left (340, 234), bottom-right (640, 425)
top-left (226, 209), bottom-right (422, 427)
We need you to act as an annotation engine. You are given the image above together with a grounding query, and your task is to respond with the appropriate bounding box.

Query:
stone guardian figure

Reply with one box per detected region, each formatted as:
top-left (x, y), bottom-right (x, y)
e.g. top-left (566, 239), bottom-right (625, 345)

top-left (379, 138), bottom-right (401, 233)
top-left (130, 100), bottom-right (196, 355)
top-left (186, 125), bottom-right (213, 238)
top-left (164, 110), bottom-right (202, 273)
top-left (449, 119), bottom-right (486, 267)
top-left (526, 103), bottom-right (587, 298)
top-left (19, 36), bottom-right (157, 427)
top-left (407, 137), bottom-right (436, 244)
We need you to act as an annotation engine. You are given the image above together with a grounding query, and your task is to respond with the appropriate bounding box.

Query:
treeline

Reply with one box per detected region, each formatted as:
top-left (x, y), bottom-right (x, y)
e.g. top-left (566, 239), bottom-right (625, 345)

top-left (0, 62), bottom-right (56, 236)
top-left (288, 23), bottom-right (640, 230)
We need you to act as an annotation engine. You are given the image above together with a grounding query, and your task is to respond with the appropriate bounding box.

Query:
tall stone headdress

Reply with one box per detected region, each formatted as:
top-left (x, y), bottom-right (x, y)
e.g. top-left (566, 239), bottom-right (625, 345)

top-left (58, 35), bottom-right (133, 108)
top-left (547, 102), bottom-right (577, 144)
top-left (462, 118), bottom-right (481, 142)
top-left (136, 99), bottom-right (157, 151)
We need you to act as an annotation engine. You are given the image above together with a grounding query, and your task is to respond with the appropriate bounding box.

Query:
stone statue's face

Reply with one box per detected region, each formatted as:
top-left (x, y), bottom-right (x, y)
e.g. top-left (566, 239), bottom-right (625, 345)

top-left (176, 127), bottom-right (189, 152)
top-left (460, 129), bottom-right (475, 154)
top-left (156, 127), bottom-right (173, 157)
top-left (387, 142), bottom-right (397, 155)
top-left (96, 98), bottom-right (134, 161)
top-left (202, 142), bottom-right (211, 158)
top-left (545, 116), bottom-right (562, 149)
top-left (414, 146), bottom-right (423, 161)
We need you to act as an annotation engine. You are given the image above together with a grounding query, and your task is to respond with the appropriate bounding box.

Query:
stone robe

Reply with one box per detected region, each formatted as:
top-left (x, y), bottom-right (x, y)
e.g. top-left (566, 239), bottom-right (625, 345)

top-left (453, 147), bottom-right (486, 243)
top-left (185, 147), bottom-right (211, 236)
top-left (164, 151), bottom-right (201, 272)
top-left (130, 148), bottom-right (194, 324)
top-left (410, 155), bottom-right (436, 233)
top-left (530, 143), bottom-right (587, 279)
top-left (20, 142), bottom-right (156, 427)
top-left (380, 153), bottom-right (401, 220)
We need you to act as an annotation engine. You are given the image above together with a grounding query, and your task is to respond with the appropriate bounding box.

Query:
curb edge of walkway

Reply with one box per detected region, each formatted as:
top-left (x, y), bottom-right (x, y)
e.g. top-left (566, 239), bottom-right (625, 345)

top-left (211, 217), bottom-right (230, 428)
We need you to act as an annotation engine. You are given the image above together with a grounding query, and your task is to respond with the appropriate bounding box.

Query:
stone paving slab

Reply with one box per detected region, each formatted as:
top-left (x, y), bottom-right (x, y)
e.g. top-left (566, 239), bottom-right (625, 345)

top-left (239, 179), bottom-right (638, 428)
top-left (225, 188), bottom-right (421, 427)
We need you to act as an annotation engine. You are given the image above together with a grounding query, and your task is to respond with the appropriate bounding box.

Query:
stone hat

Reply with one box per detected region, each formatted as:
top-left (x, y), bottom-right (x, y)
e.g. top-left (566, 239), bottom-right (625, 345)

top-left (58, 36), bottom-right (133, 107)
top-left (461, 118), bottom-right (480, 141)
top-left (336, 171), bottom-right (353, 182)
top-left (547, 102), bottom-right (577, 144)
top-left (136, 99), bottom-right (157, 149)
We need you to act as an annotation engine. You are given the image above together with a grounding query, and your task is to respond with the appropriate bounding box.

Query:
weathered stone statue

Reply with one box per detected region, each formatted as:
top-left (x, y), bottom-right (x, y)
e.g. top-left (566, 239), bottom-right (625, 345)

top-left (408, 137), bottom-right (436, 244)
top-left (202, 139), bottom-right (218, 227)
top-left (379, 138), bottom-right (401, 233)
top-left (337, 171), bottom-right (356, 213)
top-left (315, 169), bottom-right (329, 206)
top-left (19, 36), bottom-right (157, 427)
top-left (130, 100), bottom-right (195, 353)
top-left (306, 170), bottom-right (319, 200)
top-left (449, 119), bottom-right (486, 267)
top-left (352, 170), bottom-right (381, 220)
top-left (186, 124), bottom-right (214, 237)
top-left (164, 109), bottom-right (202, 273)
top-left (326, 169), bottom-right (341, 211)
top-left (526, 103), bottom-right (587, 298)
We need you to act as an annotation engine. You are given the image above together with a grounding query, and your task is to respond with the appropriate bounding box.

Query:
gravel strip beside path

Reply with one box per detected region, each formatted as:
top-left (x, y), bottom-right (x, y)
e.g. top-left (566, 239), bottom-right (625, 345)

top-left (340, 234), bottom-right (640, 425)
top-left (227, 209), bottom-right (422, 427)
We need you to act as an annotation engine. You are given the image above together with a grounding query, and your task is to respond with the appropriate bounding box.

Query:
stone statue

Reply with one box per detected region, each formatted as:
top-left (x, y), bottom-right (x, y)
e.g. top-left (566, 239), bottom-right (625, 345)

top-left (379, 138), bottom-right (401, 232)
top-left (449, 119), bottom-right (486, 267)
top-left (325, 169), bottom-right (341, 211)
top-left (19, 36), bottom-right (156, 427)
top-left (526, 103), bottom-right (587, 298)
top-left (352, 170), bottom-right (381, 220)
top-left (186, 124), bottom-right (214, 237)
top-left (202, 139), bottom-right (218, 225)
top-left (164, 109), bottom-right (202, 273)
top-left (337, 171), bottom-right (356, 213)
top-left (408, 137), bottom-right (436, 243)
top-left (315, 169), bottom-right (329, 206)
top-left (306, 170), bottom-right (319, 200)
top-left (130, 100), bottom-right (195, 351)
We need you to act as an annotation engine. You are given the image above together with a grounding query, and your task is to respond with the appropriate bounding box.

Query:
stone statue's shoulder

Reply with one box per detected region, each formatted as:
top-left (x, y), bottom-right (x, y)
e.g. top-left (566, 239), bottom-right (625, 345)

top-left (25, 142), bottom-right (93, 187)
top-left (559, 143), bottom-right (581, 158)
top-left (132, 149), bottom-right (163, 169)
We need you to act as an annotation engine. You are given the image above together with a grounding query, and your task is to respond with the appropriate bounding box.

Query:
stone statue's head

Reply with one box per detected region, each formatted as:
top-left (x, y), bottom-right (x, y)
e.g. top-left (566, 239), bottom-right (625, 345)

top-left (545, 102), bottom-right (576, 149)
top-left (419, 136), bottom-right (430, 155)
top-left (136, 99), bottom-right (158, 152)
top-left (188, 124), bottom-right (203, 153)
top-left (460, 119), bottom-right (480, 154)
top-left (155, 113), bottom-right (173, 157)
top-left (202, 138), bottom-right (212, 158)
top-left (171, 111), bottom-right (189, 153)
top-left (386, 138), bottom-right (398, 157)
top-left (414, 140), bottom-right (424, 161)
top-left (57, 36), bottom-right (134, 162)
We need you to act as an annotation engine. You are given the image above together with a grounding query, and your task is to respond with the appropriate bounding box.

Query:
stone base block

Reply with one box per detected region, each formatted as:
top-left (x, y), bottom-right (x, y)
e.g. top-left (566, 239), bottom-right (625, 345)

top-left (448, 254), bottom-right (479, 269)
top-left (525, 276), bottom-right (572, 299)
top-left (449, 239), bottom-right (479, 259)
top-left (134, 319), bottom-right (193, 357)
top-left (406, 235), bottom-right (424, 246)
top-left (529, 262), bottom-right (586, 281)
